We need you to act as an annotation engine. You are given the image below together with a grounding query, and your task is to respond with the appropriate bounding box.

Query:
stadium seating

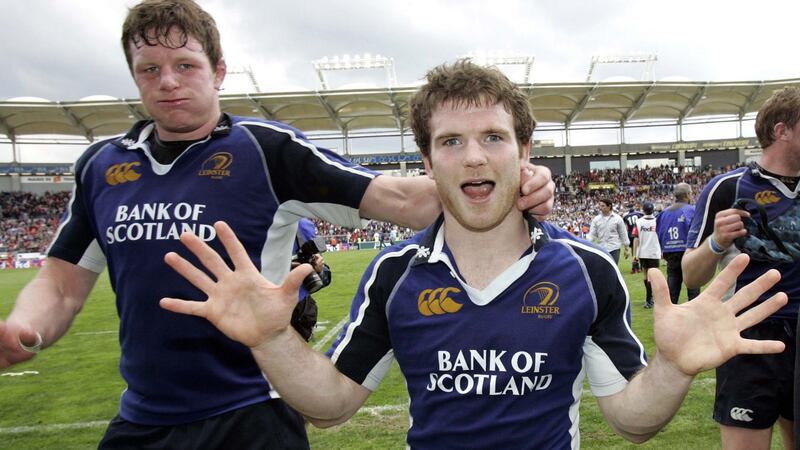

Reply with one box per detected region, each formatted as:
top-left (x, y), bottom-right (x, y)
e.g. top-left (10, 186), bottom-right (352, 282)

top-left (0, 163), bottom-right (741, 264)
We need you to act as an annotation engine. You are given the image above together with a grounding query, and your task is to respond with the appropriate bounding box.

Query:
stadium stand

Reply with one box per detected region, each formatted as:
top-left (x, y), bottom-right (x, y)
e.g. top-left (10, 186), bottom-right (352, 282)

top-left (0, 191), bottom-right (70, 268)
top-left (0, 162), bottom-right (740, 267)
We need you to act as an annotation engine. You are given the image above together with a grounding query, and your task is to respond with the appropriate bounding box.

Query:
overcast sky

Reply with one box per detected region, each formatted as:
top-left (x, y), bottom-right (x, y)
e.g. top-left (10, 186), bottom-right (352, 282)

top-left (2, 0), bottom-right (799, 102)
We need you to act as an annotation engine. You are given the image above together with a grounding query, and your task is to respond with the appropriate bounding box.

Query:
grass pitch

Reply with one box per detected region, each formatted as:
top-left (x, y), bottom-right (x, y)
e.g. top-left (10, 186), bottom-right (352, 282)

top-left (0, 250), bottom-right (788, 449)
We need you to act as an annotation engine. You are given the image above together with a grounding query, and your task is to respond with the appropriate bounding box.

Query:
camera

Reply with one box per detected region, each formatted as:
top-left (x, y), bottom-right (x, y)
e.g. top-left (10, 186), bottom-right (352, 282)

top-left (293, 236), bottom-right (328, 293)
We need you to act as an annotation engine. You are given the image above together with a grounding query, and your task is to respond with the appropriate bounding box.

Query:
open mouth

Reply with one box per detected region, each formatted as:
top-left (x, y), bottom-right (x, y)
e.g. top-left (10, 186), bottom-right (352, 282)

top-left (461, 180), bottom-right (495, 200)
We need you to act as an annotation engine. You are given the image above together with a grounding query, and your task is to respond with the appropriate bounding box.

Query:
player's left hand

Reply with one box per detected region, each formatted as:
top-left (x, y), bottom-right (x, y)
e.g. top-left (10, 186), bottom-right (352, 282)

top-left (518, 163), bottom-right (554, 220)
top-left (650, 253), bottom-right (786, 376)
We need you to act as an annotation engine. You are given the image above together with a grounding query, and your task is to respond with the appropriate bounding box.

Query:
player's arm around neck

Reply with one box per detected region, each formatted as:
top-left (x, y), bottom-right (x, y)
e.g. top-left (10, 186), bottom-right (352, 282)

top-left (1, 257), bottom-right (98, 369)
top-left (360, 175), bottom-right (441, 230)
top-left (359, 163), bottom-right (554, 230)
top-left (250, 329), bottom-right (371, 427)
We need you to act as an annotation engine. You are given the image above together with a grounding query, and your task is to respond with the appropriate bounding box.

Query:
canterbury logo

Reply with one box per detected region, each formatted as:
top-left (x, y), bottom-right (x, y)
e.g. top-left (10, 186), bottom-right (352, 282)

top-left (754, 190), bottom-right (780, 205)
top-left (105, 162), bottom-right (142, 185)
top-left (729, 407), bottom-right (753, 422)
top-left (199, 152), bottom-right (233, 178)
top-left (521, 282), bottom-right (561, 316)
top-left (418, 287), bottom-right (462, 316)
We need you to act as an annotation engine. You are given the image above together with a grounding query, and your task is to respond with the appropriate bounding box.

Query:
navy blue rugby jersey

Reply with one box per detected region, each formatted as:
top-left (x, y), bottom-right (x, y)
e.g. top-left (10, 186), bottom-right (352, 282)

top-left (623, 209), bottom-right (643, 242)
top-left (47, 114), bottom-right (376, 425)
top-left (687, 164), bottom-right (800, 319)
top-left (329, 215), bottom-right (647, 449)
top-left (656, 202), bottom-right (694, 253)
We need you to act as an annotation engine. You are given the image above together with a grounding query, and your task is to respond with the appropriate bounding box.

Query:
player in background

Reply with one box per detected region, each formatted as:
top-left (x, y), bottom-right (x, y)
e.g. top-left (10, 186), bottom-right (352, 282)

top-left (683, 87), bottom-right (800, 450)
top-left (657, 183), bottom-right (699, 303)
top-left (624, 202), bottom-right (644, 273)
top-left (632, 201), bottom-right (661, 309)
top-left (588, 197), bottom-right (630, 264)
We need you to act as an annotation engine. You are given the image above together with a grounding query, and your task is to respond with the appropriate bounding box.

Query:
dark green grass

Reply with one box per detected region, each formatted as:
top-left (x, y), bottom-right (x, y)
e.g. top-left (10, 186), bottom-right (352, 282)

top-left (0, 252), bottom-right (787, 449)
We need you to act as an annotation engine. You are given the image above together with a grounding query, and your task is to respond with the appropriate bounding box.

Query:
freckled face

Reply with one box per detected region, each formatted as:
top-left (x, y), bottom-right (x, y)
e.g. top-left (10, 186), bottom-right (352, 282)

top-left (423, 102), bottom-right (529, 232)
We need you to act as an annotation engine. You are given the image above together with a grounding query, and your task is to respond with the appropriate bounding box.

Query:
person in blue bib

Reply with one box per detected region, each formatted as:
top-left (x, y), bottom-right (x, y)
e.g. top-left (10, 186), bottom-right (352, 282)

top-left (656, 182), bottom-right (699, 304)
top-left (160, 60), bottom-right (787, 449)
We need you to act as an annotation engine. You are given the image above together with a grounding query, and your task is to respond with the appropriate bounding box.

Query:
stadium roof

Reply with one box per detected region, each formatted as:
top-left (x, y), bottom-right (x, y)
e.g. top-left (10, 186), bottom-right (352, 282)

top-left (1, 78), bottom-right (799, 142)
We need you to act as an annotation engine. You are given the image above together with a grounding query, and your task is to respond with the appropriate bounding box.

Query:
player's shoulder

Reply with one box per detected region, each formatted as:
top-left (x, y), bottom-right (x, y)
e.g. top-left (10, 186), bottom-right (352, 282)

top-left (702, 167), bottom-right (747, 193)
top-left (74, 135), bottom-right (127, 180)
top-left (232, 115), bottom-right (309, 140)
top-left (366, 236), bottom-right (424, 280)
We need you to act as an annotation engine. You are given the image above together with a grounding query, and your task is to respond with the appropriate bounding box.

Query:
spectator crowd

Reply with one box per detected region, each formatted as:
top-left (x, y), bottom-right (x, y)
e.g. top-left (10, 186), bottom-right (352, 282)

top-left (0, 163), bottom-right (744, 266)
top-left (0, 191), bottom-right (70, 256)
top-left (550, 163), bottom-right (743, 237)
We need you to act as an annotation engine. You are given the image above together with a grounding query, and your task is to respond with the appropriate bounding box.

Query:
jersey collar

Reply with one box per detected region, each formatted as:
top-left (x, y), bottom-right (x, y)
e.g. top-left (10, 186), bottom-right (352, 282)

top-left (749, 162), bottom-right (799, 199)
top-left (113, 113), bottom-right (233, 151)
top-left (411, 213), bottom-right (550, 267)
top-left (410, 213), bottom-right (550, 306)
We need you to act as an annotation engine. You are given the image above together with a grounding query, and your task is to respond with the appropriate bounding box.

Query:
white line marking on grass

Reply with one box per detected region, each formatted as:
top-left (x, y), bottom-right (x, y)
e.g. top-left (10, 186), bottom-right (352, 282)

top-left (312, 315), bottom-right (350, 351)
top-left (74, 331), bottom-right (116, 336)
top-left (0, 421), bottom-right (108, 435)
top-left (0, 404), bottom-right (410, 435)
top-left (357, 404), bottom-right (407, 416)
top-left (1, 371), bottom-right (39, 377)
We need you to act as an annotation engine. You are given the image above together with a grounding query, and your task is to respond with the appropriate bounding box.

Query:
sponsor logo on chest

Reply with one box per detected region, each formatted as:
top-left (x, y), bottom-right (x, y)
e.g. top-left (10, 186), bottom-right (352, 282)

top-left (418, 287), bottom-right (463, 316)
top-left (198, 152), bottom-right (233, 179)
top-left (105, 203), bottom-right (215, 244)
top-left (755, 190), bottom-right (780, 205)
top-left (521, 281), bottom-right (560, 319)
top-left (105, 162), bottom-right (141, 186)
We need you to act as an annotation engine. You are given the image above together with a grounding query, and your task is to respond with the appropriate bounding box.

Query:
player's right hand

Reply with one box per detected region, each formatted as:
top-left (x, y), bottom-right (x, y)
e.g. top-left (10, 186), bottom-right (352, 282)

top-left (0, 321), bottom-right (38, 369)
top-left (712, 208), bottom-right (750, 249)
top-left (160, 221), bottom-right (315, 348)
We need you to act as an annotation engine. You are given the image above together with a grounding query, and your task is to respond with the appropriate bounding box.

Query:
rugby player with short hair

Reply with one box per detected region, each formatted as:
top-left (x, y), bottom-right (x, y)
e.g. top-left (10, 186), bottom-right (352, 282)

top-left (0, 1), bottom-right (556, 448)
top-left (683, 87), bottom-right (800, 450)
top-left (657, 182), bottom-right (699, 304)
top-left (161, 60), bottom-right (788, 449)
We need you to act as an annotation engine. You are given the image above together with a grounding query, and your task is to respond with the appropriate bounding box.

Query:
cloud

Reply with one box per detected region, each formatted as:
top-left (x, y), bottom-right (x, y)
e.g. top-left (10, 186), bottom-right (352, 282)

top-left (2, 0), bottom-right (798, 100)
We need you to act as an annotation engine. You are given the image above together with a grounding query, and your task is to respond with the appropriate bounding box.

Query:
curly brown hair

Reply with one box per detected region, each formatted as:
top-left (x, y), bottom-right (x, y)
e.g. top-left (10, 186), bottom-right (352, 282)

top-left (755, 87), bottom-right (800, 148)
top-left (121, 0), bottom-right (222, 72)
top-left (409, 59), bottom-right (536, 158)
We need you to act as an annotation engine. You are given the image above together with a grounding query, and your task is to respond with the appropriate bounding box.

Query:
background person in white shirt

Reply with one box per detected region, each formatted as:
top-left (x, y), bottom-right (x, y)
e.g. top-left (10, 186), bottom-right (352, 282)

top-left (633, 201), bottom-right (662, 308)
top-left (588, 197), bottom-right (630, 264)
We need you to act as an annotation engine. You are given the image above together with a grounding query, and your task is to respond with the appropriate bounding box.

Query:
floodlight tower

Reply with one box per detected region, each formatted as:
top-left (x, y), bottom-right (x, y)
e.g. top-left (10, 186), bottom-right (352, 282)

top-left (311, 54), bottom-right (397, 90)
top-left (465, 51), bottom-right (535, 84)
top-left (310, 54), bottom-right (399, 160)
top-left (226, 66), bottom-right (262, 92)
top-left (585, 54), bottom-right (658, 82)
